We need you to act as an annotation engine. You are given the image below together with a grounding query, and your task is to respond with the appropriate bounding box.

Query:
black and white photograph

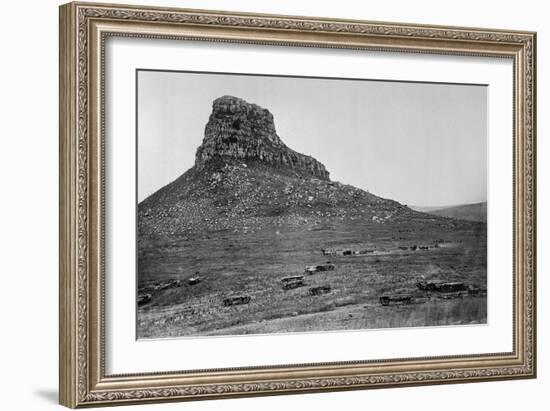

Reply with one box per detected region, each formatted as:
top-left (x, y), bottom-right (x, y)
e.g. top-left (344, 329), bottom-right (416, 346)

top-left (136, 70), bottom-right (488, 339)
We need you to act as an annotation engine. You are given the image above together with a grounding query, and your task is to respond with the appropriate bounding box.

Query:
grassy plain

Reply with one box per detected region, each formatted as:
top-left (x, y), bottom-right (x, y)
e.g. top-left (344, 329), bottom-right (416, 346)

top-left (137, 216), bottom-right (486, 338)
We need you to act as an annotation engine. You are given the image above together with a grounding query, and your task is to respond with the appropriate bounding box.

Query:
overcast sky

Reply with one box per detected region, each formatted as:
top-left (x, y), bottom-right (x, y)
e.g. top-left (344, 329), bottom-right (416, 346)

top-left (137, 70), bottom-right (487, 207)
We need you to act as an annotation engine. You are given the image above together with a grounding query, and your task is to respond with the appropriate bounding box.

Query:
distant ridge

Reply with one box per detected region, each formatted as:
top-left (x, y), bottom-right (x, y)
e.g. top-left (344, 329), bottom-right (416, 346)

top-left (410, 202), bottom-right (487, 223)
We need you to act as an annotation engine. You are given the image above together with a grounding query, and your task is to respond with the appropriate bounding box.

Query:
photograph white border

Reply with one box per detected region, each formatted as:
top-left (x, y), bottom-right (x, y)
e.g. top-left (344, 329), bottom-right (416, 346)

top-left (104, 37), bottom-right (513, 375)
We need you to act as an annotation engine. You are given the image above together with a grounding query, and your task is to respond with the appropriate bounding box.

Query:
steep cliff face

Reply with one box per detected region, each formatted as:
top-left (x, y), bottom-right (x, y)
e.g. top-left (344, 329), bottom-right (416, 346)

top-left (195, 95), bottom-right (330, 181)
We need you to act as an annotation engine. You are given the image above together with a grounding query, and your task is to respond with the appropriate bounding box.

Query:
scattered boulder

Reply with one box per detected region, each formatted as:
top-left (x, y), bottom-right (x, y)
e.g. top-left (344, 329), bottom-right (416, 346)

top-left (305, 264), bottom-right (335, 274)
top-left (223, 295), bottom-right (251, 306)
top-left (281, 275), bottom-right (305, 290)
top-left (309, 285), bottom-right (332, 296)
top-left (379, 294), bottom-right (413, 306)
top-left (416, 281), bottom-right (467, 292)
top-left (188, 277), bottom-right (201, 286)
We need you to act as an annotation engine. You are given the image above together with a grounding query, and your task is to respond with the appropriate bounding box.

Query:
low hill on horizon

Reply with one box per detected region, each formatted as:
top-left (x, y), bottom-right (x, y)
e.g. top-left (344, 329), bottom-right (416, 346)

top-left (410, 202), bottom-right (487, 223)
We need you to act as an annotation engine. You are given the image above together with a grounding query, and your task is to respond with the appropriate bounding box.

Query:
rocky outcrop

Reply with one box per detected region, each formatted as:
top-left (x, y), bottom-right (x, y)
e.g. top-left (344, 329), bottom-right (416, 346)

top-left (195, 95), bottom-right (330, 180)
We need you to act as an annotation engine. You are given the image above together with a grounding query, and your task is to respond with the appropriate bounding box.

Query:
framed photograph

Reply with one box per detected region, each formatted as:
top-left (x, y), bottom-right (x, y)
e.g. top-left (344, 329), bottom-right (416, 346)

top-left (59, 2), bottom-right (537, 408)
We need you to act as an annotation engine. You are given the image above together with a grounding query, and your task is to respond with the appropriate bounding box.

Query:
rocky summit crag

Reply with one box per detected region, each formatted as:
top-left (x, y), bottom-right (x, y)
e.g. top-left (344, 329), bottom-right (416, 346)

top-left (195, 96), bottom-right (329, 180)
top-left (138, 96), bottom-right (465, 238)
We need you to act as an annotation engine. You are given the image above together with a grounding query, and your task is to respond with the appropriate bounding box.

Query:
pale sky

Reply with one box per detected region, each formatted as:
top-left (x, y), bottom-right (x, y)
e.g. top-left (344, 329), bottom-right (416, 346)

top-left (137, 70), bottom-right (487, 207)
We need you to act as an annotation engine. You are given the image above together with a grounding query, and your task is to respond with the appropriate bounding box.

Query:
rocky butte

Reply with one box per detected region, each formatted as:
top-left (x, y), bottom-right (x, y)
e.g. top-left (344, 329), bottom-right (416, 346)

top-left (195, 95), bottom-right (330, 180)
top-left (138, 95), bottom-right (415, 236)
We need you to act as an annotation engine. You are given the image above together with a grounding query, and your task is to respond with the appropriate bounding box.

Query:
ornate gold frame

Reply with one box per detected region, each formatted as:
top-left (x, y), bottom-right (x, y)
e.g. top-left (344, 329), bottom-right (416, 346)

top-left (59, 2), bottom-right (536, 408)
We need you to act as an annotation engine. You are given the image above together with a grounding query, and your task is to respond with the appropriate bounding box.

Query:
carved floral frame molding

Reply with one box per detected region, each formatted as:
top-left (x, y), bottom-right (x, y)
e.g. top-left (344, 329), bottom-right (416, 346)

top-left (59, 2), bottom-right (536, 408)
